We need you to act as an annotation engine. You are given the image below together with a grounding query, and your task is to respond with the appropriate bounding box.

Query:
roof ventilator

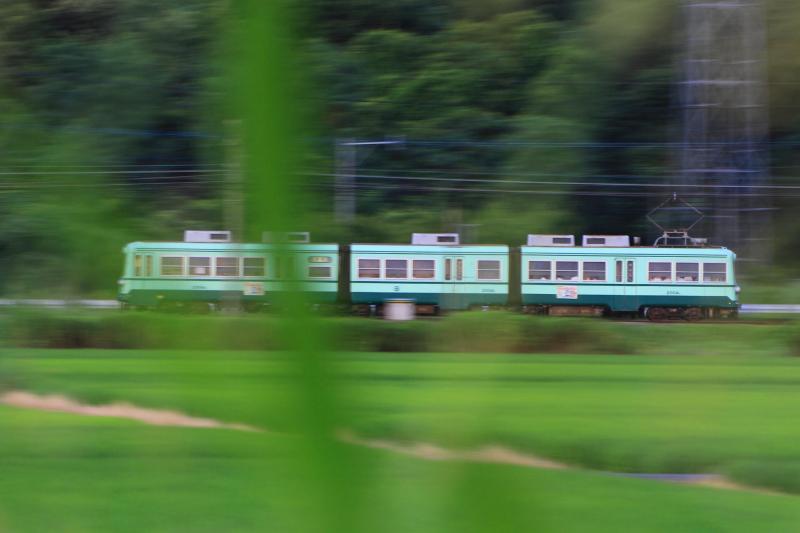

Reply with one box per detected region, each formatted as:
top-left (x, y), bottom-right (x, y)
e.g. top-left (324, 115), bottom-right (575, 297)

top-left (412, 233), bottom-right (460, 245)
top-left (582, 235), bottom-right (630, 247)
top-left (527, 235), bottom-right (575, 247)
top-left (184, 230), bottom-right (232, 243)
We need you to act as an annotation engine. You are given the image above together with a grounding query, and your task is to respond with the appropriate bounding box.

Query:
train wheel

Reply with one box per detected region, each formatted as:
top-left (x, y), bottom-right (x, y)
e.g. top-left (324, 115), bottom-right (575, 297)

top-left (684, 307), bottom-right (703, 321)
top-left (647, 307), bottom-right (668, 322)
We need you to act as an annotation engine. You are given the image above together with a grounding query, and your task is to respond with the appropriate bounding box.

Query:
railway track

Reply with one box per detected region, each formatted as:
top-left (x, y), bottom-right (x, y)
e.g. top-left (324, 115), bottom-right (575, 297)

top-left (0, 300), bottom-right (796, 321)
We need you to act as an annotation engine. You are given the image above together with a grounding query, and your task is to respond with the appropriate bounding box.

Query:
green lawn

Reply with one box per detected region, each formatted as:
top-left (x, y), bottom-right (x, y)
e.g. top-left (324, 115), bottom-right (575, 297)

top-left (5, 349), bottom-right (800, 531)
top-left (4, 406), bottom-right (800, 532)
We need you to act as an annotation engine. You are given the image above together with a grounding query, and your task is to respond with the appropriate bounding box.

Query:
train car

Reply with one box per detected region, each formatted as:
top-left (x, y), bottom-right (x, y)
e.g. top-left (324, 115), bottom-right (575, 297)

top-left (520, 233), bottom-right (739, 319)
top-left (118, 231), bottom-right (339, 309)
top-left (350, 233), bottom-right (509, 313)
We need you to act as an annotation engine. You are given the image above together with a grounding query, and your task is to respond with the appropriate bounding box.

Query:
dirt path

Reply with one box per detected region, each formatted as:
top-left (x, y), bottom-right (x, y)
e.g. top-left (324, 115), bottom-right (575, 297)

top-left (0, 390), bottom-right (779, 495)
top-left (339, 430), bottom-right (568, 469)
top-left (0, 391), bottom-right (261, 432)
top-left (339, 431), bottom-right (777, 494)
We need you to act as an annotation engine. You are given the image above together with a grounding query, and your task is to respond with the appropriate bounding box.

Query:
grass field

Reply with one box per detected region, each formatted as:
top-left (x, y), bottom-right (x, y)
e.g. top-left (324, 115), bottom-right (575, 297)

top-left (4, 348), bottom-right (800, 531)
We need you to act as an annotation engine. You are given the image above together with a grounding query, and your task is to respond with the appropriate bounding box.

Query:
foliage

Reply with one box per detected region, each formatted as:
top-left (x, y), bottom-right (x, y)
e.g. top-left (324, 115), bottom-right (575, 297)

top-left (11, 348), bottom-right (800, 505)
top-left (2, 0), bottom-right (800, 293)
top-left (2, 309), bottom-right (796, 356)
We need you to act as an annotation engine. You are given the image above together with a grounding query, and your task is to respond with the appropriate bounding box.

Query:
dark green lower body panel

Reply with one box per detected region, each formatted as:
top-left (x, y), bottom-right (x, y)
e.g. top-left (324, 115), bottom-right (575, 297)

top-left (351, 292), bottom-right (508, 310)
top-left (522, 294), bottom-right (738, 311)
top-left (120, 289), bottom-right (337, 306)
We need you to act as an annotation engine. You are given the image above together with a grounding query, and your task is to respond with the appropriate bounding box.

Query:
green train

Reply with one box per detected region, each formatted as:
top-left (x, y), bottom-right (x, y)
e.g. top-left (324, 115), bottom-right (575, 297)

top-left (118, 231), bottom-right (739, 319)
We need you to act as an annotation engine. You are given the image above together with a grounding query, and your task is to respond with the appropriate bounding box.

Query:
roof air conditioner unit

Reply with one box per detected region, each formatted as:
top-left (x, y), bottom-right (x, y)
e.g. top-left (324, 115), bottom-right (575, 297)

top-left (411, 233), bottom-right (460, 245)
top-left (184, 230), bottom-right (232, 243)
top-left (526, 235), bottom-right (575, 247)
top-left (582, 235), bottom-right (630, 247)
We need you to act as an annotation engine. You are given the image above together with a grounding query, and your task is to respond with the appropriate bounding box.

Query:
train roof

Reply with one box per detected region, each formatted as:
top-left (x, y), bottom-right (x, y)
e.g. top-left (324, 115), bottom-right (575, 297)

top-left (521, 245), bottom-right (735, 258)
top-left (123, 241), bottom-right (338, 252)
top-left (351, 243), bottom-right (509, 253)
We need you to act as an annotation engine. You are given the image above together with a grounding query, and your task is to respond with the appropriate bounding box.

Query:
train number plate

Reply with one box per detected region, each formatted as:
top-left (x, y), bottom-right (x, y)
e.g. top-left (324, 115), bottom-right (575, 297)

top-left (556, 286), bottom-right (579, 299)
top-left (243, 282), bottom-right (265, 296)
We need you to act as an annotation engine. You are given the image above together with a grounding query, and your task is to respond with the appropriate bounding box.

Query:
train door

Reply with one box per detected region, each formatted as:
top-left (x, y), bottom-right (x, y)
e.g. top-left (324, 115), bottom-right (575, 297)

top-left (142, 253), bottom-right (154, 291)
top-left (613, 258), bottom-right (637, 312)
top-left (442, 256), bottom-right (465, 310)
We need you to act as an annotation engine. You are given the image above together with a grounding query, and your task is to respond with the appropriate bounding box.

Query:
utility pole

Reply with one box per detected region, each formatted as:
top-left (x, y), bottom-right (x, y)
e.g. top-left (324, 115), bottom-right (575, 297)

top-left (334, 138), bottom-right (405, 226)
top-left (678, 0), bottom-right (770, 263)
top-left (334, 138), bottom-right (356, 225)
top-left (224, 119), bottom-right (244, 240)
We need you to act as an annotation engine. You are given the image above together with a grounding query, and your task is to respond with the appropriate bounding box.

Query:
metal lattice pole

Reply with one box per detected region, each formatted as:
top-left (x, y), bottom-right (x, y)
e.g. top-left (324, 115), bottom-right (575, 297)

top-left (678, 0), bottom-right (770, 263)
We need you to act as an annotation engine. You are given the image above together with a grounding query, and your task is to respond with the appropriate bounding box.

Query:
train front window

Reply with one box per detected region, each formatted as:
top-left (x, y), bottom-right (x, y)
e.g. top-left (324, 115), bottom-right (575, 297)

top-left (160, 256), bottom-right (184, 276)
top-left (583, 261), bottom-right (606, 281)
top-left (386, 259), bottom-right (408, 279)
top-left (648, 262), bottom-right (672, 282)
top-left (189, 257), bottom-right (210, 276)
top-left (477, 260), bottom-right (501, 280)
top-left (215, 257), bottom-right (239, 277)
top-left (676, 262), bottom-right (699, 282)
top-left (358, 259), bottom-right (380, 279)
top-left (413, 260), bottom-right (435, 279)
top-left (555, 261), bottom-right (578, 281)
top-left (529, 261), bottom-right (551, 281)
top-left (703, 263), bottom-right (726, 283)
top-left (243, 257), bottom-right (266, 277)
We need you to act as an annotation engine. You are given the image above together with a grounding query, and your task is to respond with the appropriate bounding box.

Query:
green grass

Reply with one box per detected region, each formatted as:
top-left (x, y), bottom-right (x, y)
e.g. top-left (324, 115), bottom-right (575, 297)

top-left (6, 349), bottom-right (800, 499)
top-left (4, 309), bottom-right (800, 357)
top-left (5, 405), bottom-right (800, 532)
top-left (740, 281), bottom-right (800, 304)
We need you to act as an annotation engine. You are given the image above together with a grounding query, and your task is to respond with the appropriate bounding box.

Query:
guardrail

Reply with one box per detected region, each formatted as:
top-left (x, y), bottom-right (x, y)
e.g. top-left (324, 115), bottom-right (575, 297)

top-left (739, 304), bottom-right (800, 314)
top-left (0, 299), bottom-right (120, 309)
top-left (0, 300), bottom-right (796, 314)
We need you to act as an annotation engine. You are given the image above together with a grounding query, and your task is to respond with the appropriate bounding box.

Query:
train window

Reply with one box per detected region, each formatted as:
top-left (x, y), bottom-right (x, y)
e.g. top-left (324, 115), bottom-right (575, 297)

top-left (358, 259), bottom-right (380, 279)
top-left (555, 261), bottom-right (579, 281)
top-left (413, 260), bottom-right (435, 279)
top-left (243, 257), bottom-right (266, 277)
top-left (215, 257), bottom-right (240, 277)
top-left (160, 256), bottom-right (184, 276)
top-left (445, 259), bottom-right (452, 281)
top-left (146, 256), bottom-right (153, 277)
top-left (189, 257), bottom-right (211, 276)
top-left (308, 266), bottom-right (332, 278)
top-left (676, 262), bottom-right (699, 282)
top-left (615, 261), bottom-right (622, 283)
top-left (627, 261), bottom-right (633, 283)
top-left (386, 259), bottom-right (408, 279)
top-left (134, 255), bottom-right (143, 277)
top-left (648, 262), bottom-right (672, 282)
top-left (703, 263), bottom-right (726, 283)
top-left (583, 261), bottom-right (606, 281)
top-left (456, 259), bottom-right (463, 280)
top-left (529, 261), bottom-right (552, 281)
top-left (477, 260), bottom-right (501, 280)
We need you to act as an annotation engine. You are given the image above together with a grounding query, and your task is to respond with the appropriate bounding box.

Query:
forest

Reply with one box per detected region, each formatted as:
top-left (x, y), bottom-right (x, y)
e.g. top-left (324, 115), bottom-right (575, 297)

top-left (1, 0), bottom-right (799, 295)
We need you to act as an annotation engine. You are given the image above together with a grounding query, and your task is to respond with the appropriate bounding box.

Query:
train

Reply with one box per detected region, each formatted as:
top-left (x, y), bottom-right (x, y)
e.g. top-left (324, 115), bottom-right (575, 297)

top-left (117, 230), bottom-right (739, 320)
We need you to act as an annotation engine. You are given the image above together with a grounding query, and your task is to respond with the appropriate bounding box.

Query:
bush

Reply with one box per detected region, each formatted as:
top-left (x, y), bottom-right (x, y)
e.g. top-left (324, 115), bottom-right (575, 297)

top-left (3, 309), bottom-right (633, 353)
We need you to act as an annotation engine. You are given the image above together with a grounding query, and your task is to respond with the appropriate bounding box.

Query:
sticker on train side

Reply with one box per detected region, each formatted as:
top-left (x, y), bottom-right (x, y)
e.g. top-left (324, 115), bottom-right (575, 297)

top-left (243, 282), bottom-right (265, 296)
top-left (556, 286), bottom-right (579, 299)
